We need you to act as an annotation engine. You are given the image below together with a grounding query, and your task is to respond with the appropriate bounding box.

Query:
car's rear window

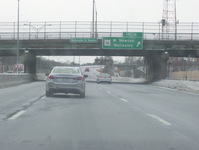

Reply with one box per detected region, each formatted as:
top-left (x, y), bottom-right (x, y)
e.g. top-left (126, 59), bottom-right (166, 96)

top-left (52, 68), bottom-right (80, 74)
top-left (101, 73), bottom-right (110, 77)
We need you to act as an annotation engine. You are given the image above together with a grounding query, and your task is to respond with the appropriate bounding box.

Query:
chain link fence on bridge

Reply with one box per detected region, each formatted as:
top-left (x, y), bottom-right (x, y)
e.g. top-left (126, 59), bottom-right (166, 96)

top-left (0, 21), bottom-right (199, 40)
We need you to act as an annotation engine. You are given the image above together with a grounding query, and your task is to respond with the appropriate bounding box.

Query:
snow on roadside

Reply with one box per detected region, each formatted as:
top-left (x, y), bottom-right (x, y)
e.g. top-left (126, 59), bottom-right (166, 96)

top-left (152, 80), bottom-right (199, 93)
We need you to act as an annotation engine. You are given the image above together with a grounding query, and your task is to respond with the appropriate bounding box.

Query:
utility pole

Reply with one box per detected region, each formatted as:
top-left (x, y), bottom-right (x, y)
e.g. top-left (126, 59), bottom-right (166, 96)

top-left (92, 0), bottom-right (95, 38)
top-left (95, 7), bottom-right (98, 38)
top-left (16, 0), bottom-right (20, 73)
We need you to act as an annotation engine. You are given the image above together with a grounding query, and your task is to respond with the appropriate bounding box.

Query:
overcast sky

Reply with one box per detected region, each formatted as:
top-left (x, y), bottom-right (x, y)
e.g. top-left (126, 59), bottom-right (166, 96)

top-left (0, 0), bottom-right (198, 63)
top-left (0, 0), bottom-right (198, 22)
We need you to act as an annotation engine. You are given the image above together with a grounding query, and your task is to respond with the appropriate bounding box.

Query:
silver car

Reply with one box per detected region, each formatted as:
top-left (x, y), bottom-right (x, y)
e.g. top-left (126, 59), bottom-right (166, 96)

top-left (46, 66), bottom-right (87, 98)
top-left (97, 73), bottom-right (112, 84)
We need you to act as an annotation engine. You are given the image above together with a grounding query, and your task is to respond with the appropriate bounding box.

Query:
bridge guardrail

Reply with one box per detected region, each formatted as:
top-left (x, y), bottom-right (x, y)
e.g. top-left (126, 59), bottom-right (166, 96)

top-left (0, 21), bottom-right (199, 40)
top-left (1, 32), bottom-right (199, 41)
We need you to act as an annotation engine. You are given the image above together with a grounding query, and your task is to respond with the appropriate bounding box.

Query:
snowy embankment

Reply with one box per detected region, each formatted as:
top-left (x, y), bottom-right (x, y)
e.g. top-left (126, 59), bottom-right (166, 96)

top-left (152, 80), bottom-right (199, 94)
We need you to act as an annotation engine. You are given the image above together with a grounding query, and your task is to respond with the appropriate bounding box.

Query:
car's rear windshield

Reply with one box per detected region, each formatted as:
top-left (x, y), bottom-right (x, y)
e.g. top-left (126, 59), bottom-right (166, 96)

top-left (101, 73), bottom-right (110, 77)
top-left (52, 68), bottom-right (80, 74)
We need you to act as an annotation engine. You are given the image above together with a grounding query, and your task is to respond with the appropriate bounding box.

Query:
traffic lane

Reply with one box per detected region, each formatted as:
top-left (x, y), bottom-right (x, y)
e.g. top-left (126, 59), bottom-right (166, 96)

top-left (0, 83), bottom-right (199, 150)
top-left (0, 82), bottom-right (45, 120)
top-left (96, 83), bottom-right (199, 146)
top-left (96, 83), bottom-right (199, 120)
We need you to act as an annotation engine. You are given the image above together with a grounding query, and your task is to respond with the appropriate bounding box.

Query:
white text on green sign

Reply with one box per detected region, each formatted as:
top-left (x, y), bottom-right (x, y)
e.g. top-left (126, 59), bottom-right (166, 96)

top-left (102, 37), bottom-right (143, 49)
top-left (70, 38), bottom-right (98, 43)
top-left (123, 32), bottom-right (143, 38)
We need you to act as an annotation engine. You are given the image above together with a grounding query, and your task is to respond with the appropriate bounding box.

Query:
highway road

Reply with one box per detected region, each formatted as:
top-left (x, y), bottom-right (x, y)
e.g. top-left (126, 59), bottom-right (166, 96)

top-left (0, 81), bottom-right (199, 150)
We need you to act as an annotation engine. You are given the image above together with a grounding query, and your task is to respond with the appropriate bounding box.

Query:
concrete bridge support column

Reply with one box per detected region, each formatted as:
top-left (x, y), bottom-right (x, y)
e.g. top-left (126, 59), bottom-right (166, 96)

top-left (23, 53), bottom-right (36, 74)
top-left (145, 52), bottom-right (169, 82)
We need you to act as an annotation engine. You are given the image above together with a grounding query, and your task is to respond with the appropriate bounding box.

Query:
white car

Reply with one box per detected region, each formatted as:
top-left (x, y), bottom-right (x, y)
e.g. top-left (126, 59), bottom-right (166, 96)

top-left (97, 73), bottom-right (112, 84)
top-left (46, 66), bottom-right (88, 98)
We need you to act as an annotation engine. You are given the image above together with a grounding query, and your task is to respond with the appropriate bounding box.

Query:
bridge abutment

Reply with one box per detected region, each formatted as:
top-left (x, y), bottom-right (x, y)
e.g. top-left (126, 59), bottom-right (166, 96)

top-left (145, 52), bottom-right (169, 82)
top-left (23, 53), bottom-right (36, 74)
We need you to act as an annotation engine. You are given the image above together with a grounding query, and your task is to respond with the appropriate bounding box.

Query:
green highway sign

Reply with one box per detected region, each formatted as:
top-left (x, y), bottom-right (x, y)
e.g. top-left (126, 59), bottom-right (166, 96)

top-left (123, 32), bottom-right (143, 38)
top-left (102, 37), bottom-right (143, 49)
top-left (70, 38), bottom-right (98, 43)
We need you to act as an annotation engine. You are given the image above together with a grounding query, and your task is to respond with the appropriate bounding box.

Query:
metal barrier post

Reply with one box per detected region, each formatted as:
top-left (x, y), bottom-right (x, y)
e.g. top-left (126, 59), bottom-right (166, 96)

top-left (126, 22), bottom-right (128, 32)
top-left (158, 22), bottom-right (161, 40)
top-left (44, 22), bottom-right (46, 39)
top-left (110, 22), bottom-right (112, 37)
top-left (142, 22), bottom-right (145, 39)
top-left (13, 22), bottom-right (16, 40)
top-left (75, 21), bottom-right (77, 38)
top-left (28, 22), bottom-right (31, 40)
top-left (191, 22), bottom-right (193, 40)
top-left (59, 21), bottom-right (62, 39)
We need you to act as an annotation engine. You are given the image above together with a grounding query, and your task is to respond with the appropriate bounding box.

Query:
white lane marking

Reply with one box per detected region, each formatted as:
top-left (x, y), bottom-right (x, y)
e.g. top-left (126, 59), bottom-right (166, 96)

top-left (120, 98), bottom-right (128, 102)
top-left (106, 91), bottom-right (112, 94)
top-left (147, 114), bottom-right (172, 126)
top-left (8, 110), bottom-right (26, 120)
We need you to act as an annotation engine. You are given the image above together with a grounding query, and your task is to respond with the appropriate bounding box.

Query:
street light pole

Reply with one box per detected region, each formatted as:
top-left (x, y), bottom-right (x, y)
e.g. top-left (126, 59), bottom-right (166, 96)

top-left (92, 0), bottom-right (95, 38)
top-left (16, 0), bottom-right (20, 73)
top-left (95, 10), bottom-right (98, 38)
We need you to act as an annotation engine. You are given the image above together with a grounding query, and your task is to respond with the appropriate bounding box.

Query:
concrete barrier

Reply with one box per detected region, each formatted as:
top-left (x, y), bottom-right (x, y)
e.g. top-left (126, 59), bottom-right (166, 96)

top-left (0, 73), bottom-right (34, 88)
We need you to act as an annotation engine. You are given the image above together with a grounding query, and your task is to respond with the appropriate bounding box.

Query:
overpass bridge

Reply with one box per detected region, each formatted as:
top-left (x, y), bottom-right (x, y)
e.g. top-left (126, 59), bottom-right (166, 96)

top-left (0, 21), bottom-right (199, 81)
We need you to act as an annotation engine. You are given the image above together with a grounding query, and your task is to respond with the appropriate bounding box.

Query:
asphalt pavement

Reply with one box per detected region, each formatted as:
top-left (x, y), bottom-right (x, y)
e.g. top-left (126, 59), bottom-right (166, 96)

top-left (0, 82), bottom-right (199, 150)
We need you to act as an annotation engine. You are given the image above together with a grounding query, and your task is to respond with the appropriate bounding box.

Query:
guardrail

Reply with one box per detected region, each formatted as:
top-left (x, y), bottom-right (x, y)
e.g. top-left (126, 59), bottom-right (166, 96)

top-left (0, 21), bottom-right (199, 40)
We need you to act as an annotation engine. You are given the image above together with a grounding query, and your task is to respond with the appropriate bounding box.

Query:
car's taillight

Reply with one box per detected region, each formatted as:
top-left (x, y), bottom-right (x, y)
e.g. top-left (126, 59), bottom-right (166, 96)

top-left (48, 75), bottom-right (55, 79)
top-left (108, 76), bottom-right (112, 78)
top-left (73, 76), bottom-right (84, 80)
top-left (99, 76), bottom-right (103, 78)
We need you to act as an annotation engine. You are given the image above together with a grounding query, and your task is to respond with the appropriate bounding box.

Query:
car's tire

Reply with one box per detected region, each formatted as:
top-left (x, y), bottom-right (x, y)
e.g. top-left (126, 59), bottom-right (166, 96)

top-left (46, 91), bottom-right (52, 97)
top-left (109, 82), bottom-right (112, 84)
top-left (97, 82), bottom-right (100, 84)
top-left (80, 92), bottom-right (85, 98)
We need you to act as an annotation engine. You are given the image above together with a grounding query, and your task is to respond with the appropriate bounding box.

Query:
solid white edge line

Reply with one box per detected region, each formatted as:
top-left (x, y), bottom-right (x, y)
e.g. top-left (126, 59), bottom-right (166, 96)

top-left (147, 114), bottom-right (172, 126)
top-left (8, 110), bottom-right (26, 120)
top-left (120, 98), bottom-right (128, 102)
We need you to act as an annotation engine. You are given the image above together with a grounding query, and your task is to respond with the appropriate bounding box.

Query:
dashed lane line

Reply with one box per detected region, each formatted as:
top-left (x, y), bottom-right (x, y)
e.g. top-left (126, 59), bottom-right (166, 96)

top-left (106, 91), bottom-right (112, 94)
top-left (120, 98), bottom-right (128, 103)
top-left (147, 114), bottom-right (172, 126)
